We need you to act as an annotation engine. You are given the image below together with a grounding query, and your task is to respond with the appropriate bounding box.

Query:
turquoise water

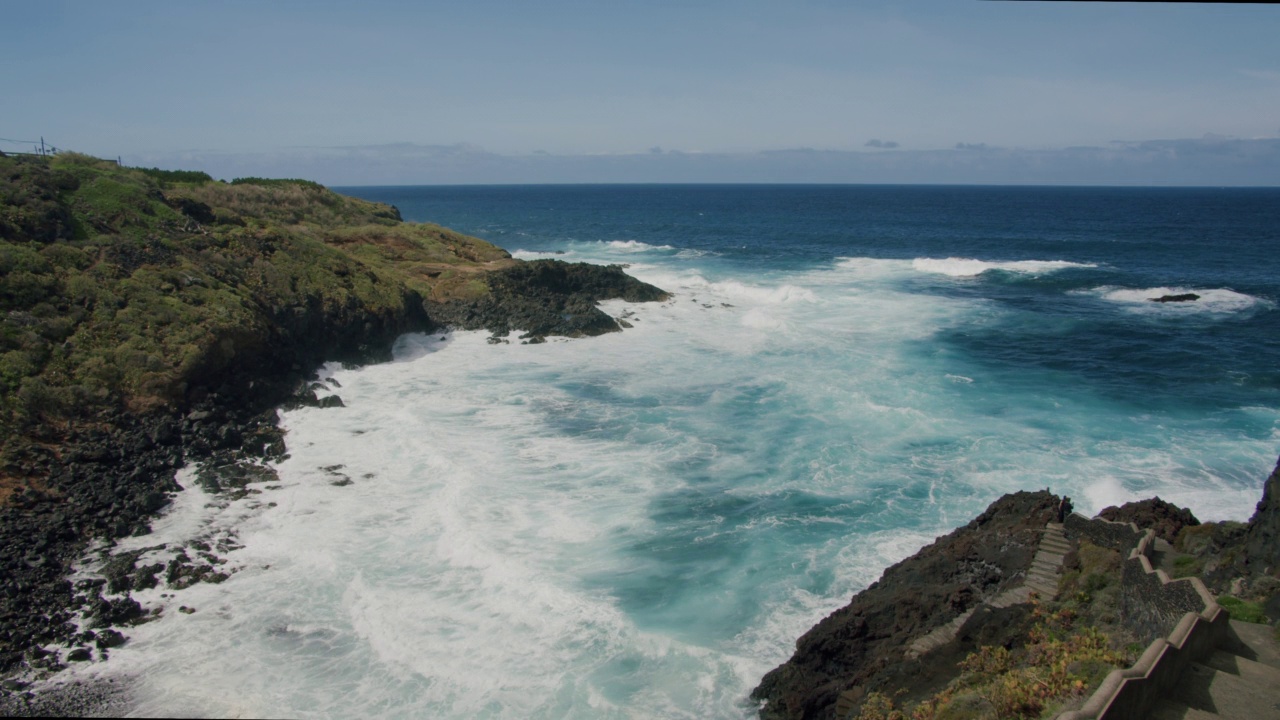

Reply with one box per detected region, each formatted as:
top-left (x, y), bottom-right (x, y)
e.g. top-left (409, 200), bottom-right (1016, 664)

top-left (76, 186), bottom-right (1279, 718)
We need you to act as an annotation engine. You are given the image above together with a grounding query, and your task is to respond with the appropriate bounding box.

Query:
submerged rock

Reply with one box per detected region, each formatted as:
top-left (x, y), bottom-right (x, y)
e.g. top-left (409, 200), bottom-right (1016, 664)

top-left (1150, 293), bottom-right (1200, 303)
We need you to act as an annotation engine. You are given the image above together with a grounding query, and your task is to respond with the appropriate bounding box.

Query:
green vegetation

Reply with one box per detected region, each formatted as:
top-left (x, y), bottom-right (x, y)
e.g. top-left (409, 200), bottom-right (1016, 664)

top-left (854, 606), bottom-right (1132, 720)
top-left (1216, 595), bottom-right (1268, 624)
top-left (852, 543), bottom-right (1138, 720)
top-left (134, 167), bottom-right (214, 185)
top-left (0, 152), bottom-right (511, 498)
top-left (230, 176), bottom-right (326, 191)
top-left (1171, 555), bottom-right (1203, 579)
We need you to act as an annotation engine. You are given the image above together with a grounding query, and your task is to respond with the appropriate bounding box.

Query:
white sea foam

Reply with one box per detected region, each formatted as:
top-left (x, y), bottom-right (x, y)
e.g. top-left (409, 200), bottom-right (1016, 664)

top-left (604, 239), bottom-right (676, 252)
top-left (911, 257), bottom-right (1097, 278)
top-left (1085, 286), bottom-right (1268, 314)
top-left (512, 249), bottom-right (577, 260)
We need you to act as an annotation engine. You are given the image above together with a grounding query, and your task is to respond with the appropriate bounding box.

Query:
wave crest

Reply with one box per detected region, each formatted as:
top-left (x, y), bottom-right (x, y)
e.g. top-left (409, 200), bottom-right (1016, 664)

top-left (604, 240), bottom-right (675, 252)
top-left (911, 257), bottom-right (1097, 278)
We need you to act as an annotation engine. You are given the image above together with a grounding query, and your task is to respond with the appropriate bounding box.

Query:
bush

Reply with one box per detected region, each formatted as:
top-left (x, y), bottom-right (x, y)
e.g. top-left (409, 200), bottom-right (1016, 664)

top-left (230, 176), bottom-right (326, 191)
top-left (856, 605), bottom-right (1133, 720)
top-left (134, 167), bottom-right (213, 185)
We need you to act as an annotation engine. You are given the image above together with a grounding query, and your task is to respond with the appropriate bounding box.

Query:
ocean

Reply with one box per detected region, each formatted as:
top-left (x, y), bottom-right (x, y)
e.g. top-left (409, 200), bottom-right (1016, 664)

top-left (73, 185), bottom-right (1280, 718)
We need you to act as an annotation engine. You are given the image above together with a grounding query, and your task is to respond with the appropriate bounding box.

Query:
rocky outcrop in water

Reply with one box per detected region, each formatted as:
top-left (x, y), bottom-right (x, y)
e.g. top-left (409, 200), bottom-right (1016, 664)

top-left (751, 490), bottom-right (1060, 720)
top-left (432, 260), bottom-right (670, 340)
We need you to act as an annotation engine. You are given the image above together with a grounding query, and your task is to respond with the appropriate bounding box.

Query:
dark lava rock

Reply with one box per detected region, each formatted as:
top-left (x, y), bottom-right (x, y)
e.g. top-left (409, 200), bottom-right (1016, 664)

top-left (94, 629), bottom-right (125, 649)
top-left (1150, 293), bottom-right (1200, 303)
top-left (1099, 496), bottom-right (1199, 544)
top-left (751, 490), bottom-right (1060, 720)
top-left (432, 260), bottom-right (670, 339)
top-left (165, 196), bottom-right (216, 225)
top-left (1243, 456), bottom-right (1280, 575)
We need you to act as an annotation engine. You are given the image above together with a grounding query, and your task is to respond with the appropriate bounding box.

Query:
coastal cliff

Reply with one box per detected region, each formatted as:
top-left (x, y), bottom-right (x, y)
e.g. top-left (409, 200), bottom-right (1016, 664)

top-left (751, 491), bottom-right (1060, 719)
top-left (753, 459), bottom-right (1280, 720)
top-left (0, 152), bottom-right (667, 683)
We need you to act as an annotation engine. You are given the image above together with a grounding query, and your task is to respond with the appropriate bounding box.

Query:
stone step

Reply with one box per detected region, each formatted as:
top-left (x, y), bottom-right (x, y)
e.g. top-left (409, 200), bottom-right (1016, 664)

top-left (1033, 550), bottom-right (1065, 563)
top-left (1201, 649), bottom-right (1280, 685)
top-left (1039, 539), bottom-right (1071, 552)
top-left (906, 608), bottom-right (976, 658)
top-left (1167, 659), bottom-right (1280, 718)
top-left (1026, 575), bottom-right (1058, 590)
top-left (1025, 579), bottom-right (1057, 597)
top-left (1031, 559), bottom-right (1061, 574)
top-left (989, 587), bottom-right (1032, 609)
top-left (1223, 619), bottom-right (1280, 671)
top-left (1148, 699), bottom-right (1219, 720)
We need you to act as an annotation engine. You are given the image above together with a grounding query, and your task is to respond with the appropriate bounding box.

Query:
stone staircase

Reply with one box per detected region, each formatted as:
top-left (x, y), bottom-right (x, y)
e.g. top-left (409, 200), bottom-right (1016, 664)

top-left (1146, 619), bottom-right (1280, 720)
top-left (906, 522), bottom-right (1069, 659)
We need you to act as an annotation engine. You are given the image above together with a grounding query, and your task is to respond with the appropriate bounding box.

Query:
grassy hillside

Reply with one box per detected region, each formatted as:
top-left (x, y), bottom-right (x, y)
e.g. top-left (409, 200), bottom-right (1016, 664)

top-left (0, 152), bottom-right (511, 500)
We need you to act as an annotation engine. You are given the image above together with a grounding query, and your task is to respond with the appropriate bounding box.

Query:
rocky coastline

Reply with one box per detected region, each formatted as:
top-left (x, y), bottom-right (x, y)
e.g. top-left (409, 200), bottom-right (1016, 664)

top-left (0, 152), bottom-right (668, 713)
top-left (750, 490), bottom-right (1062, 719)
top-left (4, 153), bottom-right (1276, 719)
top-left (751, 459), bottom-right (1280, 720)
top-left (0, 261), bottom-right (668, 714)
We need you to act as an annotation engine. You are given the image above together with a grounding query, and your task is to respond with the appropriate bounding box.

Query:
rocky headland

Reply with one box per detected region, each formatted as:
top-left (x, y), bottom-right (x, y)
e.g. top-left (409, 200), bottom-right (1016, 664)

top-left (750, 490), bottom-right (1062, 719)
top-left (752, 458), bottom-right (1280, 720)
top-left (0, 152), bottom-right (667, 708)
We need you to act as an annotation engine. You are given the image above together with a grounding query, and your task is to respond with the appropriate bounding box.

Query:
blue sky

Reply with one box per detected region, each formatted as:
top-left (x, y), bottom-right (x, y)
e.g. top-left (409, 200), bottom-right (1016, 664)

top-left (4, 1), bottom-right (1278, 184)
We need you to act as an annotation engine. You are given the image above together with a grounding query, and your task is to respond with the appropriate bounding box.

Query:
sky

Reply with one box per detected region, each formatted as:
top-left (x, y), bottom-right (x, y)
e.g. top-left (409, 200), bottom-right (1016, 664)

top-left (3, 0), bottom-right (1279, 185)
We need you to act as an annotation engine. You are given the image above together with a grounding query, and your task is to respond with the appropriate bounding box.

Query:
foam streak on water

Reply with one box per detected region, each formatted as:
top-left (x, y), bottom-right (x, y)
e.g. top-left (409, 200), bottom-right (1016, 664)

top-left (67, 185), bottom-right (1280, 718)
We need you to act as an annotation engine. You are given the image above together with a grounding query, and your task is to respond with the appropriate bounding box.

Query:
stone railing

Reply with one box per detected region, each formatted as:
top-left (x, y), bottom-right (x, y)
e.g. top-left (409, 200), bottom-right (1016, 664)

top-left (1055, 522), bottom-right (1228, 720)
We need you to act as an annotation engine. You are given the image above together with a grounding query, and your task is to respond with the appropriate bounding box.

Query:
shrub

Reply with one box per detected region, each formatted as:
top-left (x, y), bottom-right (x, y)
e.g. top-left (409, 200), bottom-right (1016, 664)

top-left (230, 176), bottom-right (326, 191)
top-left (858, 605), bottom-right (1132, 720)
top-left (1217, 595), bottom-right (1267, 624)
top-left (134, 167), bottom-right (214, 185)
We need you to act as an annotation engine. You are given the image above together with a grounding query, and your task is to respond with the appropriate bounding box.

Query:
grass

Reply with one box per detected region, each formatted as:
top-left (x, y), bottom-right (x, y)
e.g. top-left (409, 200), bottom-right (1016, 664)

top-left (849, 541), bottom-right (1141, 720)
top-left (1216, 595), bottom-right (1268, 624)
top-left (853, 605), bottom-right (1133, 720)
top-left (1170, 555), bottom-right (1203, 579)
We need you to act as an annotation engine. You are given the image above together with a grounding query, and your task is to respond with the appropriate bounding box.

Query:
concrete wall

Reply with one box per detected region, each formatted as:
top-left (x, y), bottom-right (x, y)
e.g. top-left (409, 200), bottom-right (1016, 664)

top-left (1062, 513), bottom-right (1144, 552)
top-left (1121, 533), bottom-right (1212, 646)
top-left (1055, 518), bottom-right (1227, 720)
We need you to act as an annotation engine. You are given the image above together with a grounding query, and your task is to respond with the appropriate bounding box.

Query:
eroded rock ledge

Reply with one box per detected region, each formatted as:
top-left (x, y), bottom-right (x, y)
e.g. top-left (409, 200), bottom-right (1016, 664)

top-left (751, 491), bottom-right (1060, 720)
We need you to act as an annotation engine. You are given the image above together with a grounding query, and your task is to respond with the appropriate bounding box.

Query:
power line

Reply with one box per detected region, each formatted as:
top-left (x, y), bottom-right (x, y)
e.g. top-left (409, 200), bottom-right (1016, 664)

top-left (0, 137), bottom-right (41, 145)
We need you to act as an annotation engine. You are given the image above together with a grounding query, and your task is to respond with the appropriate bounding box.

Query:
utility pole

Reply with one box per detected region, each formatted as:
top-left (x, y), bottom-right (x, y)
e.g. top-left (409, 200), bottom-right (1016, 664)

top-left (40, 137), bottom-right (46, 156)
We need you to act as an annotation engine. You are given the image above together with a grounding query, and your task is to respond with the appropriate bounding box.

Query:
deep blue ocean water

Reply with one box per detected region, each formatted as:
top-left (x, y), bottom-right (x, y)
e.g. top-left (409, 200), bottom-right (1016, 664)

top-left (77, 185), bottom-right (1280, 719)
top-left (351, 185), bottom-right (1280, 409)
